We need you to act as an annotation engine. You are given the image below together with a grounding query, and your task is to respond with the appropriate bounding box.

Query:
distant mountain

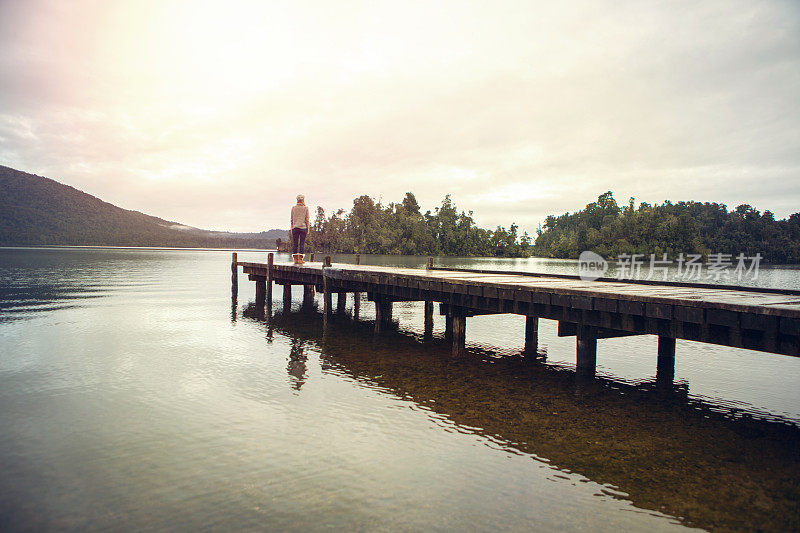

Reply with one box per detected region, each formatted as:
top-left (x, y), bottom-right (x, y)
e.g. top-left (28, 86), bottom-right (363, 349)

top-left (0, 165), bottom-right (287, 248)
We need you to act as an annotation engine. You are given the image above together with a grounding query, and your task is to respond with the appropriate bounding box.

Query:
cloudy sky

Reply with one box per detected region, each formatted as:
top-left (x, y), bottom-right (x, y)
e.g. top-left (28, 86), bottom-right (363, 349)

top-left (1, 0), bottom-right (798, 233)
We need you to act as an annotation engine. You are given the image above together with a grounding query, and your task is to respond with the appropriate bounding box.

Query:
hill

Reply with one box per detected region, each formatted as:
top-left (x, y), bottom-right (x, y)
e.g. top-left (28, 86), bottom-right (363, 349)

top-left (0, 165), bottom-right (285, 248)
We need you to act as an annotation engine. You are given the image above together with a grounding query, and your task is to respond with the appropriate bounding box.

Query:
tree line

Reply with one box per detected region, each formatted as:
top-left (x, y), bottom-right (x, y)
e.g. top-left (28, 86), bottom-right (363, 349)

top-left (286, 191), bottom-right (800, 263)
top-left (281, 193), bottom-right (533, 257)
top-left (533, 192), bottom-right (800, 263)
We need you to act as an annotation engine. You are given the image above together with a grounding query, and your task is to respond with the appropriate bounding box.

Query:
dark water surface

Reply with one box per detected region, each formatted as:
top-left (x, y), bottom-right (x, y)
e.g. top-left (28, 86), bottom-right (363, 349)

top-left (1, 247), bottom-right (798, 531)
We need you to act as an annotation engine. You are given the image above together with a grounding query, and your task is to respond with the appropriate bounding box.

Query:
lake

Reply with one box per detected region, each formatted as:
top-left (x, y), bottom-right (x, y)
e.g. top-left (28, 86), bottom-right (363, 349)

top-left (1, 247), bottom-right (798, 531)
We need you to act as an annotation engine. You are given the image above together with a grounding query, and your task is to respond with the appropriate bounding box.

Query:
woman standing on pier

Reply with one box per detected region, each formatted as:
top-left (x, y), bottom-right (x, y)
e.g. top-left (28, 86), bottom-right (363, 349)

top-left (291, 194), bottom-right (310, 264)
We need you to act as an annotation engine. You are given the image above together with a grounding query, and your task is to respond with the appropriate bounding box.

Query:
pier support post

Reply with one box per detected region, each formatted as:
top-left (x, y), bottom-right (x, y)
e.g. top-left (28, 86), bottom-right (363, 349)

top-left (374, 297), bottom-right (393, 333)
top-left (576, 325), bottom-right (597, 379)
top-left (353, 255), bottom-right (361, 319)
top-left (424, 301), bottom-right (434, 338)
top-left (322, 256), bottom-right (333, 318)
top-left (231, 252), bottom-right (238, 295)
top-left (451, 315), bottom-right (466, 356)
top-left (266, 253), bottom-right (274, 308)
top-left (323, 278), bottom-right (332, 319)
top-left (657, 336), bottom-right (676, 385)
top-left (303, 285), bottom-right (315, 307)
top-left (283, 284), bottom-right (292, 313)
top-left (337, 292), bottom-right (346, 313)
top-left (524, 316), bottom-right (539, 355)
top-left (445, 315), bottom-right (453, 340)
top-left (255, 278), bottom-right (266, 308)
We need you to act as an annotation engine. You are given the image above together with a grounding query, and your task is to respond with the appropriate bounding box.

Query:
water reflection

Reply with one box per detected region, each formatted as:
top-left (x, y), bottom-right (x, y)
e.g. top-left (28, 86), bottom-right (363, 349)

top-left (244, 307), bottom-right (800, 532)
top-left (287, 338), bottom-right (308, 390)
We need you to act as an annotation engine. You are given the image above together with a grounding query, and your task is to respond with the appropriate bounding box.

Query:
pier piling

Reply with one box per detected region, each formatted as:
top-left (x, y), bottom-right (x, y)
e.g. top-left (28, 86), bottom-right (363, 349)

top-left (576, 325), bottom-right (597, 379)
top-left (374, 296), bottom-right (393, 333)
top-left (424, 301), bottom-right (434, 338)
top-left (353, 255), bottom-right (361, 318)
top-left (303, 285), bottom-right (315, 307)
top-left (231, 252), bottom-right (238, 294)
top-left (524, 316), bottom-right (539, 355)
top-left (451, 315), bottom-right (466, 356)
top-left (238, 258), bottom-right (800, 382)
top-left (657, 336), bottom-right (676, 385)
top-left (283, 284), bottom-right (292, 313)
top-left (266, 253), bottom-right (274, 307)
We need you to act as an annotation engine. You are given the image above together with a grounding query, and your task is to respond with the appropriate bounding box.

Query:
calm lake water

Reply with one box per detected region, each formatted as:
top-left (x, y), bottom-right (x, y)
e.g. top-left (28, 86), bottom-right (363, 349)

top-left (1, 247), bottom-right (798, 531)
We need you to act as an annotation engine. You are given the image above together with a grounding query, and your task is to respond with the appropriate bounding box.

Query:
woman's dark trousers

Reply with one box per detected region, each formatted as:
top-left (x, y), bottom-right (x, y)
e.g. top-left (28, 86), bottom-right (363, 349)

top-left (292, 228), bottom-right (307, 254)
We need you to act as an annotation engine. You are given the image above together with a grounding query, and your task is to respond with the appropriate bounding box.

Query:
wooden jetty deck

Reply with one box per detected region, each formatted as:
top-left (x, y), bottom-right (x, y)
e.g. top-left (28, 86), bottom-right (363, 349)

top-left (232, 253), bottom-right (800, 381)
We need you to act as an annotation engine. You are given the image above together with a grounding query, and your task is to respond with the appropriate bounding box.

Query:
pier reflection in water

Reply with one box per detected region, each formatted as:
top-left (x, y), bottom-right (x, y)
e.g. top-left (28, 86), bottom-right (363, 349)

top-left (244, 302), bottom-right (800, 532)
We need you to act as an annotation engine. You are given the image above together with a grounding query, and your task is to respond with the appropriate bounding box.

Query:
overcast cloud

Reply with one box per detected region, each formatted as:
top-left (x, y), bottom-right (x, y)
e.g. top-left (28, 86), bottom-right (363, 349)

top-left (1, 0), bottom-right (798, 233)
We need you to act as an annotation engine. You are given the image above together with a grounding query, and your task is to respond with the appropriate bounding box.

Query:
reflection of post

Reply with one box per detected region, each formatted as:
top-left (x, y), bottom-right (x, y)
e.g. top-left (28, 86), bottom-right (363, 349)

top-left (524, 316), bottom-right (539, 355)
top-left (424, 301), bottom-right (434, 338)
top-left (283, 284), bottom-right (292, 313)
top-left (576, 325), bottom-right (597, 379)
top-left (353, 254), bottom-right (361, 319)
top-left (287, 338), bottom-right (307, 390)
top-left (657, 336), bottom-right (676, 386)
top-left (451, 315), bottom-right (466, 356)
top-left (231, 288), bottom-right (238, 323)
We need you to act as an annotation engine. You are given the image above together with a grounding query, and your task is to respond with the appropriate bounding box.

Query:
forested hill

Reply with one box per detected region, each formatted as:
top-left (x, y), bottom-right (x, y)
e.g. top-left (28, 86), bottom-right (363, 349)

top-left (0, 165), bottom-right (284, 248)
top-left (533, 192), bottom-right (800, 263)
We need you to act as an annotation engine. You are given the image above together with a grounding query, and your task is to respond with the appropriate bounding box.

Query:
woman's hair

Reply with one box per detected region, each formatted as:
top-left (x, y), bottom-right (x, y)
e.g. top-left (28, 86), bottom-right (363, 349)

top-left (296, 194), bottom-right (305, 202)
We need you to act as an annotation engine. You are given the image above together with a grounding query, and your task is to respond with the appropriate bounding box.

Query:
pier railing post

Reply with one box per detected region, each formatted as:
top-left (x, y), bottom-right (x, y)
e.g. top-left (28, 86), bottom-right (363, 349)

top-left (576, 325), bottom-right (597, 379)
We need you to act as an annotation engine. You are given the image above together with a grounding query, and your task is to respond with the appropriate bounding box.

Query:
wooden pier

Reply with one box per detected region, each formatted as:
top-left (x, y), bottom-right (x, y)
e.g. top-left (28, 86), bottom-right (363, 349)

top-left (234, 254), bottom-right (800, 381)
